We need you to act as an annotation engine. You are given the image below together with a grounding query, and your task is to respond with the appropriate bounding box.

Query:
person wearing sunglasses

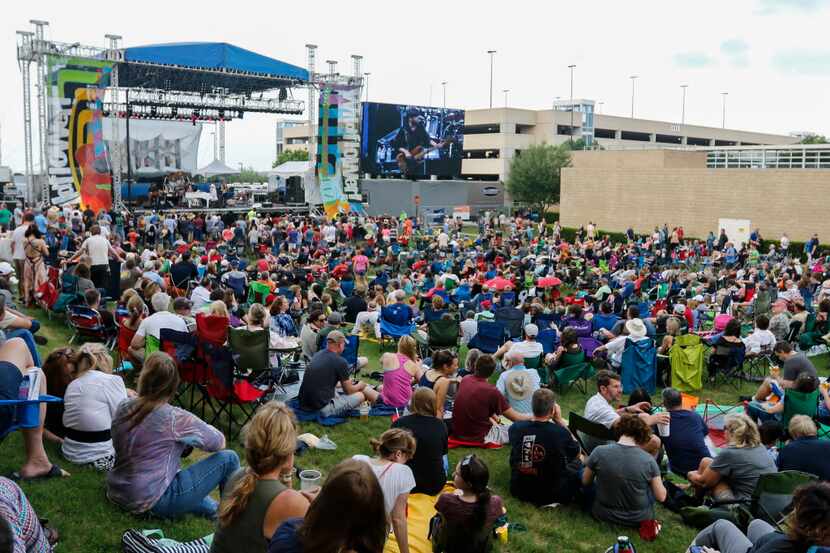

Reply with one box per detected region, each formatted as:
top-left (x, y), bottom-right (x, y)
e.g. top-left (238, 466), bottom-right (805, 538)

top-left (299, 309), bottom-right (327, 361)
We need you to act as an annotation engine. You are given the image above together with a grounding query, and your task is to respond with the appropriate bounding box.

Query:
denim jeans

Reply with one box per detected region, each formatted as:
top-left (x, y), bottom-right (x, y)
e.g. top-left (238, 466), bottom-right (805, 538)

top-left (5, 329), bottom-right (41, 367)
top-left (149, 450), bottom-right (240, 519)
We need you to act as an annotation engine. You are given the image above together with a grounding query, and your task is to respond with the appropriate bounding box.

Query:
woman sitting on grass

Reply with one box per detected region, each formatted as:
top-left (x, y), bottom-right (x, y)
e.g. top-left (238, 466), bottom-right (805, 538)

top-left (417, 349), bottom-right (459, 419)
top-left (392, 388), bottom-right (449, 495)
top-left (107, 351), bottom-right (240, 519)
top-left (432, 454), bottom-right (505, 553)
top-left (212, 402), bottom-right (312, 553)
top-left (582, 414), bottom-right (666, 527)
top-left (353, 429), bottom-right (417, 553)
top-left (269, 459), bottom-right (387, 553)
top-left (61, 343), bottom-right (130, 471)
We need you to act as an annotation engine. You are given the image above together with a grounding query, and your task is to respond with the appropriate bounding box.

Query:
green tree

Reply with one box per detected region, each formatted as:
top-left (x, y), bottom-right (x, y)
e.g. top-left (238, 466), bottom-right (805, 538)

top-left (236, 166), bottom-right (267, 183)
top-left (506, 143), bottom-right (571, 213)
top-left (273, 149), bottom-right (309, 168)
top-left (800, 134), bottom-right (828, 144)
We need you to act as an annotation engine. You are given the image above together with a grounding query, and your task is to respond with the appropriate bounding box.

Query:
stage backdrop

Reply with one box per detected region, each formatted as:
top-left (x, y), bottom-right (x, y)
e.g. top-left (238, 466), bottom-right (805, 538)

top-left (102, 119), bottom-right (202, 178)
top-left (316, 84), bottom-right (361, 218)
top-left (46, 55), bottom-right (113, 210)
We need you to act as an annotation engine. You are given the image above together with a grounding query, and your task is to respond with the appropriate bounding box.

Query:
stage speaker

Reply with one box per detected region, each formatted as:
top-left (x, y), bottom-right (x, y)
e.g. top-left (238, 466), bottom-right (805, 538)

top-left (285, 176), bottom-right (304, 203)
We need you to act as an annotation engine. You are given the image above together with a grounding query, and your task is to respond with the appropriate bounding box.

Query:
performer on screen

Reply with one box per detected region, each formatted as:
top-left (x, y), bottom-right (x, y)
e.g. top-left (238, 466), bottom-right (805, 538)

top-left (391, 108), bottom-right (446, 175)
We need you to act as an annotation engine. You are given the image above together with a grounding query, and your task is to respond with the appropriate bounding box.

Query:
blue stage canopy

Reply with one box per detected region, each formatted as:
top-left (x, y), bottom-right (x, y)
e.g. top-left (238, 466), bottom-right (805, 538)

top-left (120, 42), bottom-right (309, 93)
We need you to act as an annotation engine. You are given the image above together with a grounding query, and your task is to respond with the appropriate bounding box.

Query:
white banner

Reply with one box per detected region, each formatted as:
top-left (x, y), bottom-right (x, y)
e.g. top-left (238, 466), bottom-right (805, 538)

top-left (102, 119), bottom-right (202, 177)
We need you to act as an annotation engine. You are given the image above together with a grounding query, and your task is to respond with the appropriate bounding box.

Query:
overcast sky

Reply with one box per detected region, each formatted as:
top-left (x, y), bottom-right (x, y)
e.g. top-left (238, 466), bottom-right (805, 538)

top-left (2, 0), bottom-right (829, 172)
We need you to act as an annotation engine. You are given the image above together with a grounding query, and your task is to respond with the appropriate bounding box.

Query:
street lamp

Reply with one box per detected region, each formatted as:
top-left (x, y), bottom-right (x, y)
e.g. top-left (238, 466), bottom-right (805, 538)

top-left (441, 81), bottom-right (447, 109)
top-left (721, 92), bottom-right (728, 128)
top-left (629, 75), bottom-right (639, 118)
top-left (568, 64), bottom-right (576, 144)
top-left (487, 50), bottom-right (497, 108)
top-left (363, 72), bottom-right (370, 102)
top-left (503, 89), bottom-right (510, 107)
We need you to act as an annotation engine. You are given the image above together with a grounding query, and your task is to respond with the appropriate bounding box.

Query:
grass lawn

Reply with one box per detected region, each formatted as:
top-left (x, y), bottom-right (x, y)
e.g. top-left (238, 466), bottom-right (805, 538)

top-left (4, 312), bottom-right (829, 553)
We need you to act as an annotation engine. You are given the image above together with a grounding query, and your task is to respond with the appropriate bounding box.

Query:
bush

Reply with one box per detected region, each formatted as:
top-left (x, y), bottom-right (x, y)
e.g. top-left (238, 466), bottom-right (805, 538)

top-left (543, 212), bottom-right (560, 224)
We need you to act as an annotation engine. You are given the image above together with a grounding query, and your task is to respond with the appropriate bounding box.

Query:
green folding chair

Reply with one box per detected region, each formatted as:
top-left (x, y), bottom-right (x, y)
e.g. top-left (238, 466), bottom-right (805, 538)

top-left (524, 354), bottom-right (545, 385)
top-left (427, 318), bottom-right (460, 355)
top-left (228, 328), bottom-right (270, 373)
top-left (782, 388), bottom-right (819, 430)
top-left (246, 281), bottom-right (272, 306)
top-left (669, 333), bottom-right (705, 392)
top-left (145, 334), bottom-right (161, 358)
top-left (553, 362), bottom-right (594, 394)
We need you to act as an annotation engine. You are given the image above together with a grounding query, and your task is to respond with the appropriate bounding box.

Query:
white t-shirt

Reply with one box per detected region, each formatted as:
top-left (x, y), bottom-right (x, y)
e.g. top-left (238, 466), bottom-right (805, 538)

top-left (352, 455), bottom-right (415, 515)
top-left (509, 340), bottom-right (544, 360)
top-left (605, 335), bottom-right (650, 368)
top-left (81, 235), bottom-right (111, 266)
top-left (437, 232), bottom-right (449, 248)
top-left (190, 286), bottom-right (211, 311)
top-left (61, 370), bottom-right (128, 463)
top-left (743, 329), bottom-right (776, 354)
top-left (135, 311), bottom-right (189, 340)
top-left (11, 224), bottom-right (28, 261)
top-left (584, 392), bottom-right (619, 428)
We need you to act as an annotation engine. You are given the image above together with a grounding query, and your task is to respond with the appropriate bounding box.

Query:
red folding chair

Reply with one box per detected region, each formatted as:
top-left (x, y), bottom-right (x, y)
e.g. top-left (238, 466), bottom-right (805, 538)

top-left (204, 345), bottom-right (269, 439)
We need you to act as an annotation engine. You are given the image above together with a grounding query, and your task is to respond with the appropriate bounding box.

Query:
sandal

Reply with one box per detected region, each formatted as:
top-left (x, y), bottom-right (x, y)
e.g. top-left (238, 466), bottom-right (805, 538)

top-left (10, 464), bottom-right (68, 482)
top-left (39, 519), bottom-right (59, 545)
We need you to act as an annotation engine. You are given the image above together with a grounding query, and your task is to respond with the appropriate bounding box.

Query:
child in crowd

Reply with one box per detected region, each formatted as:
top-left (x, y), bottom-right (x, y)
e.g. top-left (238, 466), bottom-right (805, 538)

top-left (758, 420), bottom-right (784, 462)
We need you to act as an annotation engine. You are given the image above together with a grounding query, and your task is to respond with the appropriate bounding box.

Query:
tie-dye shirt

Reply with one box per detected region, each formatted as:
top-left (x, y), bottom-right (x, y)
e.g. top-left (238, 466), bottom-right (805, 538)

top-left (0, 477), bottom-right (51, 553)
top-left (106, 401), bottom-right (224, 514)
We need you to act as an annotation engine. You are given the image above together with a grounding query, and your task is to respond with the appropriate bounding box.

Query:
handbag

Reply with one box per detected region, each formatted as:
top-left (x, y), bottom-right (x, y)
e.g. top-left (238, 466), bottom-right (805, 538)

top-left (121, 529), bottom-right (211, 553)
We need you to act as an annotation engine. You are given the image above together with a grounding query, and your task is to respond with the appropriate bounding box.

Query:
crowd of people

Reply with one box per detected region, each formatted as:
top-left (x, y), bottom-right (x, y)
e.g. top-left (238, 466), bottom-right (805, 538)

top-left (1, 202), bottom-right (830, 553)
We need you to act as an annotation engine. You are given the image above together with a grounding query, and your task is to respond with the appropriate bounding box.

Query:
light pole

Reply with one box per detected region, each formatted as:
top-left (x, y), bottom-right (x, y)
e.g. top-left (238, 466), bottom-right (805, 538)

top-left (721, 92), bottom-right (728, 128)
top-left (629, 75), bottom-right (639, 118)
top-left (363, 72), bottom-right (370, 102)
top-left (568, 64), bottom-right (576, 145)
top-left (487, 50), bottom-right (497, 108)
top-left (503, 89), bottom-right (510, 107)
top-left (441, 81), bottom-right (447, 109)
top-left (680, 84), bottom-right (688, 126)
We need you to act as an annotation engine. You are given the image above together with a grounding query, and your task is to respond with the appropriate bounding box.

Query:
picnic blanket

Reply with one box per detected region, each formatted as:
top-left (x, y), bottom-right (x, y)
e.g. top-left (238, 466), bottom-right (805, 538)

top-left (286, 398), bottom-right (399, 427)
top-left (447, 437), bottom-right (502, 449)
top-left (383, 484), bottom-right (455, 553)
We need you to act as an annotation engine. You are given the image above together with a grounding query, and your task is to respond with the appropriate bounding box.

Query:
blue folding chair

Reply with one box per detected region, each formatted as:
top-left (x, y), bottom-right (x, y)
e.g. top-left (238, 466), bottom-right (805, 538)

top-left (621, 338), bottom-right (657, 394)
top-left (340, 280), bottom-right (355, 298)
top-left (379, 304), bottom-right (416, 350)
top-left (467, 320), bottom-right (507, 354)
top-left (0, 372), bottom-right (62, 443)
top-left (534, 312), bottom-right (561, 331)
top-left (342, 335), bottom-right (360, 375)
top-left (537, 328), bottom-right (559, 355)
top-left (226, 275), bottom-right (246, 303)
top-left (451, 284), bottom-right (472, 305)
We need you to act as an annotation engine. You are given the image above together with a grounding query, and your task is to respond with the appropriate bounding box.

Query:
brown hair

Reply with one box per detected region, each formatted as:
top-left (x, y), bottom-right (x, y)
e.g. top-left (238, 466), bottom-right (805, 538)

top-left (614, 414), bottom-right (652, 445)
top-left (218, 402), bottom-right (296, 527)
top-left (247, 303), bottom-right (268, 327)
top-left (126, 295), bottom-right (146, 329)
top-left (118, 351), bottom-right (179, 432)
top-left (369, 428), bottom-right (416, 459)
top-left (397, 335), bottom-right (418, 362)
top-left (409, 387), bottom-right (437, 417)
top-left (298, 459), bottom-right (387, 553)
top-left (787, 482), bottom-right (830, 545)
top-left (42, 347), bottom-right (76, 398)
top-left (595, 369), bottom-right (621, 391)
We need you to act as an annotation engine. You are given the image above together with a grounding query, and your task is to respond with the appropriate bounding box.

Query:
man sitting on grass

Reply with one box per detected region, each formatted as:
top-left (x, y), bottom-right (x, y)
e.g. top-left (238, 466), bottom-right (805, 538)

top-left (451, 354), bottom-right (531, 444)
top-left (583, 369), bottom-right (668, 455)
top-left (508, 388), bottom-right (582, 506)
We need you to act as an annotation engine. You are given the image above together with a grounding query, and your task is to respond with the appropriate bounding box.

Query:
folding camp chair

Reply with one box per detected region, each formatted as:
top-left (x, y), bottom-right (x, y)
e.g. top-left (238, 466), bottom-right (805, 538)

top-left (669, 333), bottom-right (705, 392)
top-left (495, 306), bottom-right (524, 340)
top-left (745, 344), bottom-right (775, 382)
top-left (537, 328), bottom-right (559, 355)
top-left (196, 313), bottom-right (229, 349)
top-left (204, 345), bottom-right (270, 439)
top-left (621, 338), bottom-right (657, 394)
top-left (342, 334), bottom-right (360, 375)
top-left (568, 411), bottom-right (615, 454)
top-left (533, 312), bottom-right (560, 332)
top-left (0, 392), bottom-right (62, 443)
top-left (553, 360), bottom-right (594, 394)
top-left (246, 281), bottom-right (272, 306)
top-left (159, 328), bottom-right (205, 415)
top-left (427, 318), bottom-right (460, 355)
top-left (708, 341), bottom-right (747, 390)
top-left (379, 303), bottom-right (416, 351)
top-left (226, 275), bottom-right (247, 303)
top-left (564, 318), bottom-right (592, 338)
top-left (782, 389), bottom-right (820, 430)
top-left (467, 320), bottom-right (506, 354)
top-left (116, 323), bottom-right (138, 373)
top-left (66, 305), bottom-right (116, 349)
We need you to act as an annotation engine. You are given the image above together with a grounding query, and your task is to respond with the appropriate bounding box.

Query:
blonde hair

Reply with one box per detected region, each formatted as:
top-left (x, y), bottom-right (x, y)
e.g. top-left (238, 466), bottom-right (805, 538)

top-left (789, 414), bottom-right (818, 439)
top-left (210, 300), bottom-right (230, 318)
top-left (247, 303), bottom-right (268, 327)
top-left (725, 413), bottom-right (762, 448)
top-left (74, 342), bottom-right (114, 377)
top-left (218, 402), bottom-right (297, 527)
top-left (397, 335), bottom-right (418, 362)
top-left (370, 428), bottom-right (416, 460)
top-left (409, 388), bottom-right (437, 417)
top-left (666, 317), bottom-right (681, 336)
top-left (126, 295), bottom-right (147, 329)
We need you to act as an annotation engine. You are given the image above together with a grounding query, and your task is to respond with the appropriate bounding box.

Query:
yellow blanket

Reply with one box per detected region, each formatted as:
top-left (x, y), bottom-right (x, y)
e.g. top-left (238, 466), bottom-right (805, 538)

top-left (384, 485), bottom-right (455, 553)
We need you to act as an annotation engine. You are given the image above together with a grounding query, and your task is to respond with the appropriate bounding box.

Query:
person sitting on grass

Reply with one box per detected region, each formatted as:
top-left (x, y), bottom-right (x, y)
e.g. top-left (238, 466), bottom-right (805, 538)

top-left (353, 429), bottom-right (417, 553)
top-left (776, 415), bottom-right (830, 481)
top-left (658, 387), bottom-right (710, 478)
top-left (377, 336), bottom-right (423, 411)
top-left (0, 477), bottom-right (59, 551)
top-left (391, 388), bottom-right (449, 496)
top-left (269, 459), bottom-right (388, 553)
top-left (508, 388), bottom-right (582, 507)
top-left (451, 354), bottom-right (531, 445)
top-left (432, 454), bottom-right (505, 553)
top-left (686, 413), bottom-right (776, 502)
top-left (212, 402), bottom-right (314, 553)
top-left (496, 349), bottom-right (541, 415)
top-left (582, 414), bottom-right (667, 527)
top-left (688, 481), bottom-right (830, 553)
top-left (298, 331), bottom-right (378, 418)
top-left (0, 337), bottom-right (67, 480)
top-left (583, 369), bottom-right (668, 455)
top-left (418, 349), bottom-right (459, 419)
top-left (107, 351), bottom-right (240, 519)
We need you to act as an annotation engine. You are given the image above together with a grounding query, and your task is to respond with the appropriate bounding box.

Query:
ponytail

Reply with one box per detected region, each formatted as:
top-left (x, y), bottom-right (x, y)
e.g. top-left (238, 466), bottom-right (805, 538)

top-left (471, 486), bottom-right (492, 529)
top-left (217, 469), bottom-right (257, 527)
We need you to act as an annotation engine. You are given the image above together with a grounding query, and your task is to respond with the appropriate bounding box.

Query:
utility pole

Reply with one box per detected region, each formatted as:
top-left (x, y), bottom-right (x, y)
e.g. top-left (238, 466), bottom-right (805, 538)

top-left (630, 75), bottom-right (639, 118)
top-left (568, 64), bottom-right (576, 144)
top-left (721, 92), bottom-right (728, 128)
top-left (487, 50), bottom-right (497, 108)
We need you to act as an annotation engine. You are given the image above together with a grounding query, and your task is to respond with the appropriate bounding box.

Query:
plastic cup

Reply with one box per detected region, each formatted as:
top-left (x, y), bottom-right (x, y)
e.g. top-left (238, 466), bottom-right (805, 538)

top-left (359, 403), bottom-right (370, 422)
top-left (770, 365), bottom-right (781, 379)
top-left (299, 469), bottom-right (321, 491)
top-left (657, 414), bottom-right (671, 437)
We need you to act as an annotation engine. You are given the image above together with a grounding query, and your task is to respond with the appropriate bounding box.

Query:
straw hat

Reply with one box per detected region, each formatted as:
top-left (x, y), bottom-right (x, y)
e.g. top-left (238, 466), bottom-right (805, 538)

top-left (625, 318), bottom-right (647, 338)
top-left (504, 371), bottom-right (533, 401)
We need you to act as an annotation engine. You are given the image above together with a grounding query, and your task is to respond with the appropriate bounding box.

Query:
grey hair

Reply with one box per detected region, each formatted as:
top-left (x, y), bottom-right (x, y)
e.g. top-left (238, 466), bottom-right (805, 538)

top-left (661, 387), bottom-right (682, 410)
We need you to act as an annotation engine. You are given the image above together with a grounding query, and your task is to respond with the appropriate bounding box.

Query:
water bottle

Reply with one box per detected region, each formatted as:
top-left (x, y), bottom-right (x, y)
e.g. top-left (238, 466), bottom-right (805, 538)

top-left (615, 536), bottom-right (635, 553)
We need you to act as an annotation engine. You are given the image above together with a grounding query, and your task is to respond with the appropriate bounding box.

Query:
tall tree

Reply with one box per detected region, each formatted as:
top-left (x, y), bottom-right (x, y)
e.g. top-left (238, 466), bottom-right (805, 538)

top-left (506, 143), bottom-right (571, 213)
top-left (273, 149), bottom-right (309, 168)
top-left (800, 134), bottom-right (828, 144)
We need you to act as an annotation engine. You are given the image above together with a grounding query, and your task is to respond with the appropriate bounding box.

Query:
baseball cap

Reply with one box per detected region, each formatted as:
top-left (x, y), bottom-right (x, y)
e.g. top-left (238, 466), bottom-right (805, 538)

top-left (524, 323), bottom-right (539, 337)
top-left (0, 262), bottom-right (13, 276)
top-left (327, 312), bottom-right (343, 325)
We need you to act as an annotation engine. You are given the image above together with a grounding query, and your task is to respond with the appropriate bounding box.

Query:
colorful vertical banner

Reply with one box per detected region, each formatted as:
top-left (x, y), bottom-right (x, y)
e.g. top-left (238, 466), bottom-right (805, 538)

top-left (46, 55), bottom-right (113, 210)
top-left (316, 84), bottom-right (361, 218)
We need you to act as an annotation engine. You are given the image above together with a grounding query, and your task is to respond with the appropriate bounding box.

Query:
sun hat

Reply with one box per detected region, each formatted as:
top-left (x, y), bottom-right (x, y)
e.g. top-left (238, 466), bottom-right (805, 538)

top-left (504, 371), bottom-right (533, 401)
top-left (625, 318), bottom-right (647, 338)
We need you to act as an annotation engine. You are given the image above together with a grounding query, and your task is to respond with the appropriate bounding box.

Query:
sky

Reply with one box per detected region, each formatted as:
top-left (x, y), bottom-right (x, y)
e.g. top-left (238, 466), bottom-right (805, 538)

top-left (1, 0), bottom-right (829, 172)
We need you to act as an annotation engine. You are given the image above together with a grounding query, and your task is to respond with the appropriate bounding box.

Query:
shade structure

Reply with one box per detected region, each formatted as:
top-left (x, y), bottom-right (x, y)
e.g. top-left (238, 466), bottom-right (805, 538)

top-left (197, 159), bottom-right (237, 177)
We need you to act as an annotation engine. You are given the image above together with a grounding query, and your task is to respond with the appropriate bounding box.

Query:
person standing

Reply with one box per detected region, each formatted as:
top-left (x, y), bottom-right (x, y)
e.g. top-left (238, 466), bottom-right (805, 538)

top-left (10, 213), bottom-right (33, 299)
top-left (69, 225), bottom-right (125, 290)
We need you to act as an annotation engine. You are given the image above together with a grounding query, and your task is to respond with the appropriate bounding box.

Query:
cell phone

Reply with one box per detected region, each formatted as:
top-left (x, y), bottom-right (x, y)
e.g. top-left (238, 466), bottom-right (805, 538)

top-left (688, 546), bottom-right (705, 553)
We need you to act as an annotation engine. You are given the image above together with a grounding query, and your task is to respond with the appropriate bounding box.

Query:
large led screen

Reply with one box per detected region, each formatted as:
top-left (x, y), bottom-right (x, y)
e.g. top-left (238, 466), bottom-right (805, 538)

top-left (360, 102), bottom-right (464, 178)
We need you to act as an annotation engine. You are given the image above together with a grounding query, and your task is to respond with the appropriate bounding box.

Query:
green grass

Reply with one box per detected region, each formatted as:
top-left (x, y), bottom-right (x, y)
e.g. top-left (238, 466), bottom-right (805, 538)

top-left (4, 314), bottom-right (830, 553)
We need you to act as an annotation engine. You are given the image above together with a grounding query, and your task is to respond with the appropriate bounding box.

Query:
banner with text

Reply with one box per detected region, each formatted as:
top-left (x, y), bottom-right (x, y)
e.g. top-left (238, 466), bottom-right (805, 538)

top-left (46, 55), bottom-right (113, 210)
top-left (316, 84), bottom-right (361, 218)
top-left (102, 119), bottom-right (202, 177)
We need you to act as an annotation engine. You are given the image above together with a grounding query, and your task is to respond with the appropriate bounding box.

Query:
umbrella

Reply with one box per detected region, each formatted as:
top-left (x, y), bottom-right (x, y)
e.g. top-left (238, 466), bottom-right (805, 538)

top-left (537, 276), bottom-right (562, 288)
top-left (485, 276), bottom-right (514, 291)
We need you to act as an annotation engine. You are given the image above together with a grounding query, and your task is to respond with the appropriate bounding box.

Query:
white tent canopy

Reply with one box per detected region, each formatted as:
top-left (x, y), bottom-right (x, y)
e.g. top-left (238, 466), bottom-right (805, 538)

top-left (268, 160), bottom-right (312, 178)
top-left (196, 158), bottom-right (238, 177)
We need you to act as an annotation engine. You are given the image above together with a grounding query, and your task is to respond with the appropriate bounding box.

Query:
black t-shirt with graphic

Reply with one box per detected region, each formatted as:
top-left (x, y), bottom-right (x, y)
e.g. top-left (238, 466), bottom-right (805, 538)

top-left (508, 420), bottom-right (580, 505)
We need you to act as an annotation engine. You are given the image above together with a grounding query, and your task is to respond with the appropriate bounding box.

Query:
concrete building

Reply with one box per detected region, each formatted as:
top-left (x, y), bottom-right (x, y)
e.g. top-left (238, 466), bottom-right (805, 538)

top-left (559, 145), bottom-right (830, 241)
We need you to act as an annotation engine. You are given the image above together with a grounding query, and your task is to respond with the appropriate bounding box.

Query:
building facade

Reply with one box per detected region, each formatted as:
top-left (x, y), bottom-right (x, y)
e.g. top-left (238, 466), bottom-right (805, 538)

top-left (560, 146), bottom-right (830, 241)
